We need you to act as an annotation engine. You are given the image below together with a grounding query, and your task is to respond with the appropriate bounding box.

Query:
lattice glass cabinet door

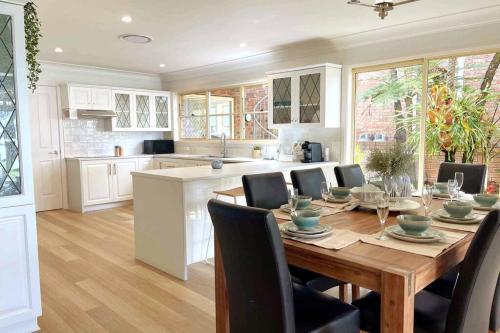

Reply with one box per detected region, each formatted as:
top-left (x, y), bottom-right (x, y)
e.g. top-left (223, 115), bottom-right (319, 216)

top-left (114, 92), bottom-right (132, 129)
top-left (299, 73), bottom-right (321, 124)
top-left (135, 94), bottom-right (151, 128)
top-left (272, 77), bottom-right (292, 124)
top-left (155, 95), bottom-right (169, 129)
top-left (0, 13), bottom-right (21, 197)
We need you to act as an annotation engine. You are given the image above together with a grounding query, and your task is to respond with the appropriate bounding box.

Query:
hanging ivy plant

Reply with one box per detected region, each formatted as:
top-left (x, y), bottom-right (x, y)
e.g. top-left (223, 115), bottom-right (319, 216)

top-left (24, 1), bottom-right (42, 92)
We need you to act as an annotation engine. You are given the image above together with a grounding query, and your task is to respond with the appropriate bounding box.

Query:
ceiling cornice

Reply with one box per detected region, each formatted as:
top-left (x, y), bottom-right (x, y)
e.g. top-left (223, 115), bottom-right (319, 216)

top-left (0, 0), bottom-right (29, 6)
top-left (161, 5), bottom-right (500, 83)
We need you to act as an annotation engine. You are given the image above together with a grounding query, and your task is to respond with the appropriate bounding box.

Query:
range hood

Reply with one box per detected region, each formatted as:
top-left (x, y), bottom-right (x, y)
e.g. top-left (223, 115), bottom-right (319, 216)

top-left (76, 109), bottom-right (117, 118)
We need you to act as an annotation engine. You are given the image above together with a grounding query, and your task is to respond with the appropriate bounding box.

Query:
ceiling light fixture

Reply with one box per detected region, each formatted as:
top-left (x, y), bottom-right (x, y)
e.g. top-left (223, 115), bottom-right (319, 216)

top-left (159, 64), bottom-right (165, 68)
top-left (54, 47), bottom-right (63, 53)
top-left (347, 0), bottom-right (420, 19)
top-left (121, 15), bottom-right (132, 23)
top-left (239, 42), bottom-right (247, 48)
top-left (119, 34), bottom-right (153, 44)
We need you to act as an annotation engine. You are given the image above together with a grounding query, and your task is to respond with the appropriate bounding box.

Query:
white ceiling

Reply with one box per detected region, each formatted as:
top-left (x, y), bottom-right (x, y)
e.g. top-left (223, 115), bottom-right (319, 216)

top-left (36, 0), bottom-right (500, 74)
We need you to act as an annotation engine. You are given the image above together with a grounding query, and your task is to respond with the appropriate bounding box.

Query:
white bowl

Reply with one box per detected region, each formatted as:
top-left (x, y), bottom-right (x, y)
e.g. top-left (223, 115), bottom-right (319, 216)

top-left (350, 186), bottom-right (384, 203)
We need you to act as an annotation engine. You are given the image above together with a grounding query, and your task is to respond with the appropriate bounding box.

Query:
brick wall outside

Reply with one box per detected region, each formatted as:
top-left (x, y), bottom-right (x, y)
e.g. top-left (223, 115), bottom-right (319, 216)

top-left (355, 54), bottom-right (500, 187)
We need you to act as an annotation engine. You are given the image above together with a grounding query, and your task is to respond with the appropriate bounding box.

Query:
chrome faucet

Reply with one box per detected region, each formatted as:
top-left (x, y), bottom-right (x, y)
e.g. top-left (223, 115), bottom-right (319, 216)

top-left (221, 133), bottom-right (227, 158)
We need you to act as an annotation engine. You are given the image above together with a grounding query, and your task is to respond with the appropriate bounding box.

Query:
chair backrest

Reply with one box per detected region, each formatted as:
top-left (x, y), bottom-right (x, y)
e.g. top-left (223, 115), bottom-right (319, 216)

top-left (242, 172), bottom-right (289, 209)
top-left (491, 277), bottom-right (500, 331)
top-left (445, 210), bottom-right (500, 333)
top-left (334, 164), bottom-right (365, 188)
top-left (290, 168), bottom-right (326, 200)
top-left (437, 162), bottom-right (487, 194)
top-left (207, 199), bottom-right (295, 333)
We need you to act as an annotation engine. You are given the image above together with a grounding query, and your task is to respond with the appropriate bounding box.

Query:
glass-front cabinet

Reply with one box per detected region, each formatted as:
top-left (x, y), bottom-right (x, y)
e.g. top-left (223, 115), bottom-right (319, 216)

top-left (267, 63), bottom-right (341, 128)
top-left (111, 90), bottom-right (171, 131)
top-left (0, 1), bottom-right (42, 331)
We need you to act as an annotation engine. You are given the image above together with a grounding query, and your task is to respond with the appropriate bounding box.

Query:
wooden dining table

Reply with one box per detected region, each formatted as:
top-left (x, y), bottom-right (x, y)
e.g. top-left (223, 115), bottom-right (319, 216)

top-left (214, 199), bottom-right (475, 333)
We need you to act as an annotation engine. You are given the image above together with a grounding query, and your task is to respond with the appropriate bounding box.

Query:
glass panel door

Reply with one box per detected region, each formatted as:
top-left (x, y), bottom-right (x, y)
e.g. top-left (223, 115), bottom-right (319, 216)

top-left (299, 73), bottom-right (321, 124)
top-left (114, 93), bottom-right (132, 128)
top-left (135, 94), bottom-right (151, 128)
top-left (353, 63), bottom-right (423, 187)
top-left (155, 96), bottom-right (169, 129)
top-left (0, 14), bottom-right (20, 197)
top-left (272, 77), bottom-right (292, 124)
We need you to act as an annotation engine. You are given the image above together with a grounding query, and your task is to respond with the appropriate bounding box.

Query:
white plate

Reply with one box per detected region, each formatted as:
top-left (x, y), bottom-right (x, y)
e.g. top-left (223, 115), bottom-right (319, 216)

top-left (280, 204), bottom-right (322, 213)
top-left (386, 225), bottom-right (445, 243)
top-left (360, 199), bottom-right (420, 212)
top-left (468, 201), bottom-right (500, 211)
top-left (282, 222), bottom-right (331, 235)
top-left (281, 227), bottom-right (333, 239)
top-left (431, 210), bottom-right (482, 225)
top-left (435, 209), bottom-right (480, 221)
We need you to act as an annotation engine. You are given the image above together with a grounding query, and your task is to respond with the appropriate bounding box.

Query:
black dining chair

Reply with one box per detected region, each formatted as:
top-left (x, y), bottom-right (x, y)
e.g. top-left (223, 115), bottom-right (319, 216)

top-left (334, 164), bottom-right (365, 188)
top-left (207, 199), bottom-right (360, 333)
top-left (437, 162), bottom-right (487, 194)
top-left (291, 168), bottom-right (326, 200)
top-left (352, 209), bottom-right (500, 333)
top-left (242, 172), bottom-right (346, 296)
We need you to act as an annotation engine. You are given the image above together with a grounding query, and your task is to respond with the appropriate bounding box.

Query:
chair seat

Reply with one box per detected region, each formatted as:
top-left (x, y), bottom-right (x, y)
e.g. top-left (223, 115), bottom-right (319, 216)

top-left (290, 265), bottom-right (343, 292)
top-left (425, 269), bottom-right (458, 299)
top-left (293, 283), bottom-right (360, 333)
top-left (352, 290), bottom-right (450, 333)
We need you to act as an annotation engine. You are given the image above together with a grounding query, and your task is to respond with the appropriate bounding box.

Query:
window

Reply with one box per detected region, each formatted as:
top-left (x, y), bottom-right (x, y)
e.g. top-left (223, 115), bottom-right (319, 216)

top-left (352, 51), bottom-right (500, 189)
top-left (179, 83), bottom-right (277, 140)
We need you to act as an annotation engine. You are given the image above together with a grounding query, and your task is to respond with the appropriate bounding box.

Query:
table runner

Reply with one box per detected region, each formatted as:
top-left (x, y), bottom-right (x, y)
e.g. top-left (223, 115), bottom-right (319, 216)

top-left (280, 228), bottom-right (362, 250)
top-left (359, 229), bottom-right (467, 258)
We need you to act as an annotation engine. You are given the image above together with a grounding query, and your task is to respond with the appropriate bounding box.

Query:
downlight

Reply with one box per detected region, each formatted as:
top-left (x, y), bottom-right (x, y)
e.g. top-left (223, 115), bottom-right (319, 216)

top-left (119, 34), bottom-right (153, 44)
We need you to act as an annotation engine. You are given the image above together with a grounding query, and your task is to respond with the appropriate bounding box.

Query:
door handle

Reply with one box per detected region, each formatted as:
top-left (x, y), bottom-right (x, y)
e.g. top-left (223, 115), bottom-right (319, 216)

top-left (48, 150), bottom-right (58, 155)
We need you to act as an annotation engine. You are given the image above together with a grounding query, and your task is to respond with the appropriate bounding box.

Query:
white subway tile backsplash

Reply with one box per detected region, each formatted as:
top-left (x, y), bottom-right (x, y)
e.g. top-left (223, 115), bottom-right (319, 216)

top-left (62, 119), bottom-right (164, 157)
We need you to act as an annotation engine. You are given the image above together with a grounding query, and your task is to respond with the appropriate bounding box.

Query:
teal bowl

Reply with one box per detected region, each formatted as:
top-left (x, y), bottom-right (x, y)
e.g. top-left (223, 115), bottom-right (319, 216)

top-left (434, 182), bottom-right (449, 193)
top-left (330, 187), bottom-right (351, 199)
top-left (296, 195), bottom-right (312, 210)
top-left (397, 215), bottom-right (431, 235)
top-left (473, 194), bottom-right (498, 207)
top-left (292, 210), bottom-right (321, 230)
top-left (443, 201), bottom-right (473, 218)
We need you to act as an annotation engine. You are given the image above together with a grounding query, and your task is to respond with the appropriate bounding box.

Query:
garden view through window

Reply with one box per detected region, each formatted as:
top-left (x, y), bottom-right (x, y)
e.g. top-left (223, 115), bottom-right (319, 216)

top-left (354, 52), bottom-right (500, 190)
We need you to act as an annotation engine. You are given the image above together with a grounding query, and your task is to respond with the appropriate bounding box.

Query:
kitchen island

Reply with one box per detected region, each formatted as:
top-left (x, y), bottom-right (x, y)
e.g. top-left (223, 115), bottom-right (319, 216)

top-left (132, 160), bottom-right (339, 280)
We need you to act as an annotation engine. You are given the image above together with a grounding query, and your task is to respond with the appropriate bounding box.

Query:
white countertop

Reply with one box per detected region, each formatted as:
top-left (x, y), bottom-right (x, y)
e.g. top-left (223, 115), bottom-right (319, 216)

top-left (65, 153), bottom-right (257, 163)
top-left (132, 160), bottom-right (339, 182)
top-left (66, 155), bottom-right (154, 161)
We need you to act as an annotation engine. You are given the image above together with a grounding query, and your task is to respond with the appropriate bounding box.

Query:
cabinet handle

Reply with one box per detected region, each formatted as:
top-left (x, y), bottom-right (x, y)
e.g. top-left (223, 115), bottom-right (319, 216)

top-left (113, 164), bottom-right (117, 175)
top-left (108, 164), bottom-right (111, 176)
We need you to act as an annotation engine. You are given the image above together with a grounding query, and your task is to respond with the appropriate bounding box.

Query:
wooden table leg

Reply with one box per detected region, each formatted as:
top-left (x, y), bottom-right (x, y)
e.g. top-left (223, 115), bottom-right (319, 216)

top-left (339, 284), bottom-right (349, 302)
top-left (351, 284), bottom-right (360, 301)
top-left (380, 267), bottom-right (415, 333)
top-left (215, 235), bottom-right (229, 333)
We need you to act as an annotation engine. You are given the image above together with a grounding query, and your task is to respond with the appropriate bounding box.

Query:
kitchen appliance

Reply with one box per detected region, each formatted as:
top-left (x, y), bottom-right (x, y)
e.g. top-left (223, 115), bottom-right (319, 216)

top-left (301, 141), bottom-right (323, 163)
top-left (143, 140), bottom-right (174, 154)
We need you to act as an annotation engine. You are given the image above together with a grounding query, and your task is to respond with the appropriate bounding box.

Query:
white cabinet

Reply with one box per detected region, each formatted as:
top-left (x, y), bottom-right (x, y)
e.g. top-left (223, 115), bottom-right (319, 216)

top-left (138, 157), bottom-right (154, 170)
top-left (111, 91), bottom-right (172, 132)
top-left (62, 84), bottom-right (113, 118)
top-left (70, 86), bottom-right (93, 109)
top-left (81, 161), bottom-right (113, 206)
top-left (267, 63), bottom-right (341, 128)
top-left (155, 157), bottom-right (211, 169)
top-left (67, 158), bottom-right (138, 212)
top-left (91, 88), bottom-right (113, 110)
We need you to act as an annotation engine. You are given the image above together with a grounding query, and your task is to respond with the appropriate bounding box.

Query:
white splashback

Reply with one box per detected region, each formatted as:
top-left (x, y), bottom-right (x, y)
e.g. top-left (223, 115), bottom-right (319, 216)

top-left (278, 127), bottom-right (342, 162)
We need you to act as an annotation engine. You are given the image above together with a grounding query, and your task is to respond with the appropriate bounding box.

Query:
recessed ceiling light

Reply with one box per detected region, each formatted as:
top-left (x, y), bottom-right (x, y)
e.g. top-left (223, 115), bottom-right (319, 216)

top-left (121, 16), bottom-right (132, 23)
top-left (159, 64), bottom-right (165, 68)
top-left (239, 42), bottom-right (247, 48)
top-left (54, 47), bottom-right (63, 53)
top-left (119, 34), bottom-right (153, 44)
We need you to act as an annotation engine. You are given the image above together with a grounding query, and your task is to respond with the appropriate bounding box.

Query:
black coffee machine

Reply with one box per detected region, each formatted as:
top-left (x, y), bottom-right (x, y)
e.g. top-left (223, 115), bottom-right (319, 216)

top-left (301, 141), bottom-right (323, 163)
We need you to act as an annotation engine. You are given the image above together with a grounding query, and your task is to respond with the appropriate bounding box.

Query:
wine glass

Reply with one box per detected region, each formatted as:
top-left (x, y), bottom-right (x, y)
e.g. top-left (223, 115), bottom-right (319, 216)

top-left (376, 197), bottom-right (390, 240)
top-left (422, 184), bottom-right (433, 217)
top-left (320, 181), bottom-right (329, 205)
top-left (392, 176), bottom-right (402, 207)
top-left (454, 172), bottom-right (464, 199)
top-left (288, 188), bottom-right (299, 216)
top-left (447, 179), bottom-right (458, 201)
top-left (383, 176), bottom-right (393, 197)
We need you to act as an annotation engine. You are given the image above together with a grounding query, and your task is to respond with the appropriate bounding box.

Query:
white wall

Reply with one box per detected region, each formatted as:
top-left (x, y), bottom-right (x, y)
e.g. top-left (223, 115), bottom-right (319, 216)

top-left (161, 13), bottom-right (500, 163)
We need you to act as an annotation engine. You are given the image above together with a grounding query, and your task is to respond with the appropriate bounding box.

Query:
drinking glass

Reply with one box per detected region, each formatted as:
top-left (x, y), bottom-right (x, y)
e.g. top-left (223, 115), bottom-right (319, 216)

top-left (447, 179), bottom-right (458, 201)
top-left (392, 176), bottom-right (402, 207)
top-left (422, 184), bottom-right (433, 216)
top-left (288, 188), bottom-right (299, 215)
top-left (454, 172), bottom-right (464, 199)
top-left (376, 197), bottom-right (390, 240)
top-left (320, 181), bottom-right (329, 204)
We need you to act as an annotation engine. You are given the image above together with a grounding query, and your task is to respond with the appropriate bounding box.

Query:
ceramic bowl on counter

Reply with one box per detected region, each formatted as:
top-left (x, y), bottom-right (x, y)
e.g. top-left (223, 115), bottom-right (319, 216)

top-left (443, 201), bottom-right (473, 218)
top-left (291, 210), bottom-right (321, 230)
top-left (396, 215), bottom-right (432, 235)
top-left (472, 194), bottom-right (499, 207)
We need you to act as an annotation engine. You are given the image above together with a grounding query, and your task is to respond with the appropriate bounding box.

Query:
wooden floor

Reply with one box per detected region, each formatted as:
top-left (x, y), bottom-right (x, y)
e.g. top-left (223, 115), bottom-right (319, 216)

top-left (36, 206), bottom-right (215, 333)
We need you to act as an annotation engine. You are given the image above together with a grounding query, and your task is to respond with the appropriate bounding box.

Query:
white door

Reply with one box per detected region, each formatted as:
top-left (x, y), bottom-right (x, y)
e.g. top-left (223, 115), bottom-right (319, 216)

top-left (113, 159), bottom-right (137, 201)
top-left (30, 86), bottom-right (63, 212)
top-left (82, 161), bottom-right (113, 205)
